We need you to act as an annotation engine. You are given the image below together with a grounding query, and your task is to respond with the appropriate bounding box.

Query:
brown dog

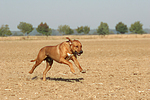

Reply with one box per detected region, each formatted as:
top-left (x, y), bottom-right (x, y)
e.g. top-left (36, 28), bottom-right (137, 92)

top-left (29, 37), bottom-right (86, 81)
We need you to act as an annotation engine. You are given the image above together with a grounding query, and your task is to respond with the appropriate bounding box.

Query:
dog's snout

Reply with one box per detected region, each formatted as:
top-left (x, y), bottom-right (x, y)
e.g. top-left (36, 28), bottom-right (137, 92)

top-left (79, 50), bottom-right (83, 54)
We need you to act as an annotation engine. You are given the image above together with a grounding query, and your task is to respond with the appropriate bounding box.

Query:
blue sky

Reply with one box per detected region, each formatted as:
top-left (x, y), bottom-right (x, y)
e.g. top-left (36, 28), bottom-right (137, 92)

top-left (0, 0), bottom-right (150, 31)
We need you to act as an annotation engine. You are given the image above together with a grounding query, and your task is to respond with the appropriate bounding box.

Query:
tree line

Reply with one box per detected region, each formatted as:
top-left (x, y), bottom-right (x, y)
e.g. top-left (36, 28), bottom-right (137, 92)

top-left (0, 21), bottom-right (147, 37)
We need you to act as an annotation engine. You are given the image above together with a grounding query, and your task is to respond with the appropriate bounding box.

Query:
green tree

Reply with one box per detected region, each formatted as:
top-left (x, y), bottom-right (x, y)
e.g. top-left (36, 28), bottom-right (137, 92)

top-left (129, 21), bottom-right (144, 34)
top-left (57, 25), bottom-right (64, 35)
top-left (0, 24), bottom-right (12, 36)
top-left (45, 28), bottom-right (52, 36)
top-left (17, 22), bottom-right (34, 36)
top-left (36, 22), bottom-right (52, 36)
top-left (115, 22), bottom-right (128, 34)
top-left (97, 22), bottom-right (109, 35)
top-left (76, 26), bottom-right (84, 34)
top-left (76, 26), bottom-right (90, 34)
top-left (83, 26), bottom-right (90, 34)
top-left (57, 25), bottom-right (74, 35)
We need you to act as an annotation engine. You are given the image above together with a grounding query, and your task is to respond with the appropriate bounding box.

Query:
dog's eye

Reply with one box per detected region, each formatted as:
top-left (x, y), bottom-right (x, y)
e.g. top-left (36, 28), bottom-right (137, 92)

top-left (76, 46), bottom-right (78, 48)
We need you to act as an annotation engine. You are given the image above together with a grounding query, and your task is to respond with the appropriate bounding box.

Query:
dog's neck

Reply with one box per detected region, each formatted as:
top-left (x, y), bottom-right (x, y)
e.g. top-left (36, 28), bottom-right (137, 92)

top-left (67, 41), bottom-right (77, 56)
top-left (67, 41), bottom-right (73, 53)
top-left (67, 53), bottom-right (73, 57)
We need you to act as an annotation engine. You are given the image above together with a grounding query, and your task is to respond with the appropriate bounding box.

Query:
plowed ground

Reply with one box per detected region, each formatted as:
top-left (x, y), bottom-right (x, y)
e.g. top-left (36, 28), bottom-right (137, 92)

top-left (0, 38), bottom-right (150, 100)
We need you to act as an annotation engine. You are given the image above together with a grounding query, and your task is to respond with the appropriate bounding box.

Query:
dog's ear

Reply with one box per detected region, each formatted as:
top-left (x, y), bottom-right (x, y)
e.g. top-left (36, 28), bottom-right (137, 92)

top-left (66, 37), bottom-right (73, 45)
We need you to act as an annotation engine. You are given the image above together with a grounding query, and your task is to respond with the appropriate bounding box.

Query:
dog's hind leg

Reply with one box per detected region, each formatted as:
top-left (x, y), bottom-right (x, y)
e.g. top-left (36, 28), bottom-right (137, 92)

top-left (29, 60), bottom-right (43, 74)
top-left (43, 58), bottom-right (53, 81)
top-left (29, 50), bottom-right (46, 74)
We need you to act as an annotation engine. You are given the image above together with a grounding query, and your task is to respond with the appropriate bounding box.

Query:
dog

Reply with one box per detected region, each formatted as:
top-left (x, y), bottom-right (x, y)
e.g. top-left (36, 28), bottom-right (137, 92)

top-left (29, 37), bottom-right (86, 81)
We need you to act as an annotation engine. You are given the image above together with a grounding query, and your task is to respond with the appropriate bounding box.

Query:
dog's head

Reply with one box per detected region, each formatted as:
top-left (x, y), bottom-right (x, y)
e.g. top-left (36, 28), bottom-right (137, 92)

top-left (66, 37), bottom-right (83, 56)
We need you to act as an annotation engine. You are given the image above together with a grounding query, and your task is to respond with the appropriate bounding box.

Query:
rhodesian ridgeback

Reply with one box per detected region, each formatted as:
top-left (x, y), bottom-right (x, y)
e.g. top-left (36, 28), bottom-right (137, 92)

top-left (29, 37), bottom-right (86, 81)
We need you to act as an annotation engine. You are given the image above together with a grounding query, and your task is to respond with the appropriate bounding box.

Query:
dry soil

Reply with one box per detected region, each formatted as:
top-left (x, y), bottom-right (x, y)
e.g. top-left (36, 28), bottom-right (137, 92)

top-left (0, 38), bottom-right (150, 100)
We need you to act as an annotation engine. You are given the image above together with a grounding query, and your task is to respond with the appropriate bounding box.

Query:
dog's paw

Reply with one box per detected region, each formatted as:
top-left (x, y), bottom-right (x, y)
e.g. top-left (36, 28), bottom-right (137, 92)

top-left (81, 70), bottom-right (86, 73)
top-left (28, 71), bottom-right (33, 74)
top-left (70, 71), bottom-right (76, 75)
top-left (72, 72), bottom-right (76, 75)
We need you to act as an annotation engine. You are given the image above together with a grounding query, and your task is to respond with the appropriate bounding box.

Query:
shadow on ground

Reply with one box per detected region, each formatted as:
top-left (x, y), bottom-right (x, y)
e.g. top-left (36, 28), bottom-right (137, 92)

top-left (31, 76), bottom-right (84, 83)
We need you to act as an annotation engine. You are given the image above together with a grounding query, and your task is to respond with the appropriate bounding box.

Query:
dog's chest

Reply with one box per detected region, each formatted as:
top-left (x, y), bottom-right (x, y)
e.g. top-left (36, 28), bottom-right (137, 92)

top-left (65, 53), bottom-right (73, 60)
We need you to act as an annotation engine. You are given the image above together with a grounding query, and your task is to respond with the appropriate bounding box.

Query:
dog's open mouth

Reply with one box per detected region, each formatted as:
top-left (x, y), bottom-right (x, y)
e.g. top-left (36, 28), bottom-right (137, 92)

top-left (75, 51), bottom-right (83, 56)
top-left (77, 53), bottom-right (81, 56)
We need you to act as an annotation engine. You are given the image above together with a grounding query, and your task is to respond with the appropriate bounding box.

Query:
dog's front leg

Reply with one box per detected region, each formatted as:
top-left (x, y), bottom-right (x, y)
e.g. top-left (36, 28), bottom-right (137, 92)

top-left (59, 58), bottom-right (76, 74)
top-left (72, 56), bottom-right (86, 73)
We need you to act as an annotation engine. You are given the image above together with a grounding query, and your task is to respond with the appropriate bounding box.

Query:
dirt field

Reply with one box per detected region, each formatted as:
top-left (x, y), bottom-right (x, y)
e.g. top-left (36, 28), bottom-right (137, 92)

top-left (0, 37), bottom-right (150, 100)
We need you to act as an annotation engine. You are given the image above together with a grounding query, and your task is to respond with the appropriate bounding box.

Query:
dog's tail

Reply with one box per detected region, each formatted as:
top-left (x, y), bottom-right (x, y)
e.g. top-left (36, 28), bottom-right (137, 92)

top-left (30, 59), bottom-right (36, 62)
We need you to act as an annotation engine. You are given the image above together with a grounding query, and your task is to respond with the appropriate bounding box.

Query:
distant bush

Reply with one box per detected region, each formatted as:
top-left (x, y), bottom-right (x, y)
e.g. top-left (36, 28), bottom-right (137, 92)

top-left (0, 24), bottom-right (12, 36)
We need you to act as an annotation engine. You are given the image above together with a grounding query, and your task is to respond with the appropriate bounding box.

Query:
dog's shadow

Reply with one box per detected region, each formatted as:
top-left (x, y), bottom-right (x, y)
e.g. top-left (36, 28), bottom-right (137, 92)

top-left (31, 76), bottom-right (84, 83)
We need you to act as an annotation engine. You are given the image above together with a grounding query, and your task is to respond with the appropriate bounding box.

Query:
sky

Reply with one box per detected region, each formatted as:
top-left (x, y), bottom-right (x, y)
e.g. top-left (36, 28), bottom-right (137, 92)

top-left (0, 0), bottom-right (150, 31)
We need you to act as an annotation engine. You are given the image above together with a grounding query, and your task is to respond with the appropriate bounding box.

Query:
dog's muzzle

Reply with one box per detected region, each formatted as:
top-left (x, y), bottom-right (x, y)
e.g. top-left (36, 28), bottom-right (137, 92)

top-left (75, 50), bottom-right (83, 56)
